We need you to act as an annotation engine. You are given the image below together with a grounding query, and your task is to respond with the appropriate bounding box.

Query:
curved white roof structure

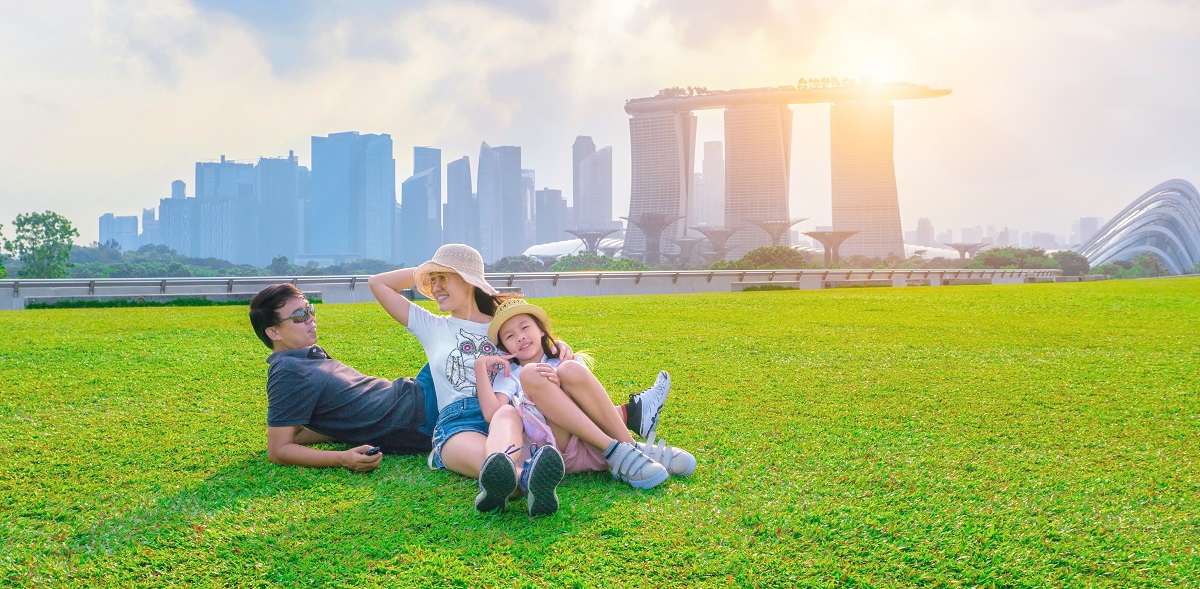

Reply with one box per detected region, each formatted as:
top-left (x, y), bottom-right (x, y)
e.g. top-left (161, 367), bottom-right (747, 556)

top-left (1079, 179), bottom-right (1200, 274)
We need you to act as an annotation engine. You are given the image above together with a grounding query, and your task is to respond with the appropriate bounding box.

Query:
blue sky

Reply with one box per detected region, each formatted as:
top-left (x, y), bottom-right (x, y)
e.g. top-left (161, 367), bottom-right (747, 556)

top-left (3, 0), bottom-right (1199, 245)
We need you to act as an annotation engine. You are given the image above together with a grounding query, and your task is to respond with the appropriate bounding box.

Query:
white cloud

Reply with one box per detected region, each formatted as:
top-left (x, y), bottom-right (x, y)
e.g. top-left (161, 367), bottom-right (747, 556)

top-left (1, 0), bottom-right (1198, 246)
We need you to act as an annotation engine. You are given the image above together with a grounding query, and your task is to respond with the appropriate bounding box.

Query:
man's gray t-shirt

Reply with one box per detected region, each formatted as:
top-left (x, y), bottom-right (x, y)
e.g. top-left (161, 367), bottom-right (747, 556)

top-left (266, 345), bottom-right (432, 451)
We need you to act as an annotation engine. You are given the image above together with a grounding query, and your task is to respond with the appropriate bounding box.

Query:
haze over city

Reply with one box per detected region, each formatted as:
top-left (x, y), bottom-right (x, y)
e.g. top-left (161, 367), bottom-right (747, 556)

top-left (3, 0), bottom-right (1199, 246)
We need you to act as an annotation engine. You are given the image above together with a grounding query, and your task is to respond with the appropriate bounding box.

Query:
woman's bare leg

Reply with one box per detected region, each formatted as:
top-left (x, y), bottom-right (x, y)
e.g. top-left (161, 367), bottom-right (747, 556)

top-left (439, 405), bottom-right (525, 479)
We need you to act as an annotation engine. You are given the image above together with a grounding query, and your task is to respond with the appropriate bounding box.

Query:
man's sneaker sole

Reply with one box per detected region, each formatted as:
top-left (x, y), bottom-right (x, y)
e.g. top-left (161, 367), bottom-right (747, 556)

top-left (475, 453), bottom-right (517, 513)
top-left (525, 446), bottom-right (565, 516)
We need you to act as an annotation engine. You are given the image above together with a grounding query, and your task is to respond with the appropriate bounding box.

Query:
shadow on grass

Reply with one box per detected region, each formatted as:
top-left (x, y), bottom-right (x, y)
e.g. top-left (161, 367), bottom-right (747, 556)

top-left (61, 449), bottom-right (654, 584)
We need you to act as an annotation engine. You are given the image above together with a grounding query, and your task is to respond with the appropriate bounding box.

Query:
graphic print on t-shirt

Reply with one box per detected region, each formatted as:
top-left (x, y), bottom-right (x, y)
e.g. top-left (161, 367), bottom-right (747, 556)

top-left (446, 329), bottom-right (498, 394)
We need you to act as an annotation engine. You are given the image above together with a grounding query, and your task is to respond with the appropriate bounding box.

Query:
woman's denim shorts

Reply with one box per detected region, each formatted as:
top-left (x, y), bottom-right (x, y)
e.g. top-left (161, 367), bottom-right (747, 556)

top-left (428, 397), bottom-right (490, 470)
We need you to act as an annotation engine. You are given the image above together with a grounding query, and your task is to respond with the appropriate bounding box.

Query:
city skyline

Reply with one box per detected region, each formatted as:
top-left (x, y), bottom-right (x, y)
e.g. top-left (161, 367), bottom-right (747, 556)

top-left (4, 1), bottom-right (1200, 246)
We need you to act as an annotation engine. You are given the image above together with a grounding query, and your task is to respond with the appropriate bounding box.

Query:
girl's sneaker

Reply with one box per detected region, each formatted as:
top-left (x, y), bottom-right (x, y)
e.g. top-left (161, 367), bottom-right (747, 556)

top-left (635, 438), bottom-right (696, 477)
top-left (606, 442), bottom-right (668, 490)
top-left (476, 451), bottom-right (518, 513)
top-left (626, 371), bottom-right (670, 439)
top-left (520, 445), bottom-right (565, 516)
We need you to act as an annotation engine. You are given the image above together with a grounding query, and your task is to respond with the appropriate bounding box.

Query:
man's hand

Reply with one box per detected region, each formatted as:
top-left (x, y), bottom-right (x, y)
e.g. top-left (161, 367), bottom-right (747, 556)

top-left (341, 445), bottom-right (384, 473)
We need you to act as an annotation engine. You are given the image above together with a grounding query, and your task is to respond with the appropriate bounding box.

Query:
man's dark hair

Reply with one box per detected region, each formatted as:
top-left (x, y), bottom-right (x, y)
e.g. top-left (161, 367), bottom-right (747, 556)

top-left (250, 283), bottom-right (305, 349)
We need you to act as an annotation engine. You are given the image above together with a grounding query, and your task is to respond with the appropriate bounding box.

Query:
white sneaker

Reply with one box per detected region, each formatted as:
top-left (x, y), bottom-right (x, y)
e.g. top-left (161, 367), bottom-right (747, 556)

top-left (627, 371), bottom-right (670, 439)
top-left (606, 442), bottom-right (668, 490)
top-left (635, 439), bottom-right (696, 477)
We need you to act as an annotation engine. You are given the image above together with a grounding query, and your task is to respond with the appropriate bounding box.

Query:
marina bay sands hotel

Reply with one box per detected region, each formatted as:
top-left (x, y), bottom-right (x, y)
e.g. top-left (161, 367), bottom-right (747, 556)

top-left (623, 80), bottom-right (951, 259)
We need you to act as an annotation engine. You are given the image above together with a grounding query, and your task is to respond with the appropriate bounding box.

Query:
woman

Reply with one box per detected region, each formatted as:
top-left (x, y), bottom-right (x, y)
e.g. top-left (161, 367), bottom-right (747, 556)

top-left (368, 244), bottom-right (560, 515)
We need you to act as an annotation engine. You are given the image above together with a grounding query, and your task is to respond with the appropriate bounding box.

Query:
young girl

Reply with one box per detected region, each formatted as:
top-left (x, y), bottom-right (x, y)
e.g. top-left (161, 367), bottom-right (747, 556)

top-left (368, 244), bottom-right (566, 515)
top-left (474, 298), bottom-right (696, 491)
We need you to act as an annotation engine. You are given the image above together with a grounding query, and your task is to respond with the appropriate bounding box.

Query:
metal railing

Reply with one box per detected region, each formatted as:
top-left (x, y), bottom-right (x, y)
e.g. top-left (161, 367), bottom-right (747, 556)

top-left (0, 268), bottom-right (1065, 310)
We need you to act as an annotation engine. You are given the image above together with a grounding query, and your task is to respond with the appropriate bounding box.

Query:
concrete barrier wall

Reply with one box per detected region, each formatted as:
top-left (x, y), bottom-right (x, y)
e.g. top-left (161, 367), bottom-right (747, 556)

top-left (0, 268), bottom-right (1069, 310)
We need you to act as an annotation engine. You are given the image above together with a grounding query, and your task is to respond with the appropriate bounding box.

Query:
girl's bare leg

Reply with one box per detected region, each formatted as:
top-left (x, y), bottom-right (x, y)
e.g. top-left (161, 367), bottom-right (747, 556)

top-left (521, 369), bottom-right (615, 452)
top-left (555, 361), bottom-right (635, 444)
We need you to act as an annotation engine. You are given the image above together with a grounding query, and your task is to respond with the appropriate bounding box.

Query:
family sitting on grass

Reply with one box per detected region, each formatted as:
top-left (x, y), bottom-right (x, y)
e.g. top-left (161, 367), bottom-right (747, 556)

top-left (249, 243), bottom-right (695, 516)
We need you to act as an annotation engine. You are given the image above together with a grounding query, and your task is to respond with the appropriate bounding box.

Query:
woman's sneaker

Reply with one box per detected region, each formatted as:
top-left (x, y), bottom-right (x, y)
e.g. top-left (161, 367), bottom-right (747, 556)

top-left (635, 438), bottom-right (696, 477)
top-left (626, 371), bottom-right (670, 439)
top-left (606, 442), bottom-right (668, 489)
top-left (520, 445), bottom-right (565, 516)
top-left (476, 451), bottom-right (518, 513)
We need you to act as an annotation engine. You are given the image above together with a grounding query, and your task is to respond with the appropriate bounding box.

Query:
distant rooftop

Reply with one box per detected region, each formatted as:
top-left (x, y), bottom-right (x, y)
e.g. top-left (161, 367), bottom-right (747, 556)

top-left (624, 78), bottom-right (951, 114)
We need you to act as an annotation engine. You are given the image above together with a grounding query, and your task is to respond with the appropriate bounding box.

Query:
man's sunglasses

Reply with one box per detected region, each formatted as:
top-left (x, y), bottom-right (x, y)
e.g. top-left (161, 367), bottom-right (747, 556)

top-left (278, 302), bottom-right (316, 325)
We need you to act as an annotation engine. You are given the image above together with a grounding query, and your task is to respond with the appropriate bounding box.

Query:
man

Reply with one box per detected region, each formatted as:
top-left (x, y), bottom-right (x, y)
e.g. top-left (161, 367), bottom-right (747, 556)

top-left (249, 283), bottom-right (672, 474)
top-left (250, 283), bottom-right (434, 472)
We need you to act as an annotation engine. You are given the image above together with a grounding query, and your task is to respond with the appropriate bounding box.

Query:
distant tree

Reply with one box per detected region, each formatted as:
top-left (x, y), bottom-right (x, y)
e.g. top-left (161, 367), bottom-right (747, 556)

top-left (488, 255), bottom-right (547, 273)
top-left (340, 259), bottom-right (400, 275)
top-left (70, 241), bottom-right (124, 264)
top-left (711, 246), bottom-right (814, 270)
top-left (4, 211), bottom-right (80, 278)
top-left (0, 221), bottom-right (6, 278)
top-left (267, 256), bottom-right (294, 276)
top-left (968, 247), bottom-right (1059, 270)
top-left (549, 252), bottom-right (614, 272)
top-left (1135, 253), bottom-right (1167, 278)
top-left (924, 256), bottom-right (966, 269)
top-left (136, 244), bottom-right (178, 256)
top-left (1051, 251), bottom-right (1090, 276)
top-left (607, 258), bottom-right (649, 271)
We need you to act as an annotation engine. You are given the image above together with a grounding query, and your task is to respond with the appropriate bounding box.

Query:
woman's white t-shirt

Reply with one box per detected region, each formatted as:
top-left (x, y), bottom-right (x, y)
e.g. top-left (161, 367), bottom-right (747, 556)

top-left (405, 304), bottom-right (498, 412)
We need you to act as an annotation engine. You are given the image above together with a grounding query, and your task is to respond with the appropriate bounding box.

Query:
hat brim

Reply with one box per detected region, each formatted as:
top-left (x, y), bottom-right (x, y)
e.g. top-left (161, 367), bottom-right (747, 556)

top-left (489, 301), bottom-right (551, 345)
top-left (414, 261), bottom-right (499, 300)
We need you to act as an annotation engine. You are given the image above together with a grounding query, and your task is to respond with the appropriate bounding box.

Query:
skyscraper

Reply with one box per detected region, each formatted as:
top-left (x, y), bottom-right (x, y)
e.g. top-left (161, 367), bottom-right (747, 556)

top-left (400, 168), bottom-right (441, 265)
top-left (522, 169), bottom-right (537, 250)
top-left (399, 147), bottom-right (443, 265)
top-left (830, 100), bottom-right (904, 258)
top-left (256, 151), bottom-right (304, 265)
top-left (1072, 216), bottom-right (1103, 246)
top-left (477, 143), bottom-right (502, 262)
top-left (310, 132), bottom-right (396, 261)
top-left (572, 136), bottom-right (596, 229)
top-left (159, 180), bottom-right (198, 258)
top-left (98, 213), bottom-right (139, 252)
top-left (443, 156), bottom-right (477, 249)
top-left (195, 155), bottom-right (258, 264)
top-left (698, 141), bottom-right (725, 227)
top-left (139, 208), bottom-right (160, 249)
top-left (626, 110), bottom-right (697, 255)
top-left (578, 146), bottom-right (615, 230)
top-left (477, 143), bottom-right (526, 261)
top-left (724, 103), bottom-right (792, 257)
top-left (535, 188), bottom-right (566, 244)
top-left (916, 218), bottom-right (934, 247)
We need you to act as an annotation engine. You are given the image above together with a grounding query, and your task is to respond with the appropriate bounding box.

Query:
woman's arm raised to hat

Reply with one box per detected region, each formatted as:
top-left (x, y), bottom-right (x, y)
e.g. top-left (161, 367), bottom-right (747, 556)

top-left (368, 267), bottom-right (416, 327)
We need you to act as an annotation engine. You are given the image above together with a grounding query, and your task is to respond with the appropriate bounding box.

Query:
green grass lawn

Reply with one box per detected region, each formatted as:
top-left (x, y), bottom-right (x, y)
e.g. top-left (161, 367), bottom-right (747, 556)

top-left (2, 278), bottom-right (1198, 587)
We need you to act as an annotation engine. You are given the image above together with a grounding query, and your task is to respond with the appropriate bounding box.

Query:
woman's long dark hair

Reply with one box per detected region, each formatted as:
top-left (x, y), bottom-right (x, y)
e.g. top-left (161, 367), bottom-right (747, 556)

top-left (474, 288), bottom-right (519, 317)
